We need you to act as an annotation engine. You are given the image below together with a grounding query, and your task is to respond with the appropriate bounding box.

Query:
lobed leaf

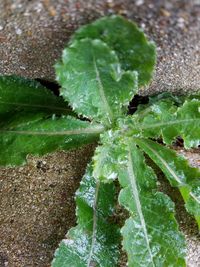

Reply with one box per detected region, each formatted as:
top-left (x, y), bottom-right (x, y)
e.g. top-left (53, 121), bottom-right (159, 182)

top-left (134, 138), bottom-right (200, 227)
top-left (117, 141), bottom-right (186, 266)
top-left (52, 164), bottom-right (120, 267)
top-left (175, 99), bottom-right (200, 148)
top-left (133, 98), bottom-right (200, 148)
top-left (0, 76), bottom-right (71, 117)
top-left (0, 114), bottom-right (103, 166)
top-left (56, 38), bottom-right (138, 126)
top-left (71, 15), bottom-right (156, 87)
top-left (135, 92), bottom-right (200, 118)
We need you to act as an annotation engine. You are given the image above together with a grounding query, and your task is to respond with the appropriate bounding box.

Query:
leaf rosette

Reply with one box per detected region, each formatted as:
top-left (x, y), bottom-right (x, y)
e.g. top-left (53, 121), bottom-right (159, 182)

top-left (0, 16), bottom-right (199, 267)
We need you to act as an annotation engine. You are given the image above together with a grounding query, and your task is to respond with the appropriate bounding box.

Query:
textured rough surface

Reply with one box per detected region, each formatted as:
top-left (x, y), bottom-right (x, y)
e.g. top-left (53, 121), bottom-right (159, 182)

top-left (156, 148), bottom-right (200, 267)
top-left (0, 0), bottom-right (199, 94)
top-left (52, 164), bottom-right (119, 267)
top-left (71, 15), bottom-right (156, 87)
top-left (118, 143), bottom-right (186, 266)
top-left (56, 37), bottom-right (137, 125)
top-left (0, 0), bottom-right (200, 267)
top-left (0, 145), bottom-right (96, 267)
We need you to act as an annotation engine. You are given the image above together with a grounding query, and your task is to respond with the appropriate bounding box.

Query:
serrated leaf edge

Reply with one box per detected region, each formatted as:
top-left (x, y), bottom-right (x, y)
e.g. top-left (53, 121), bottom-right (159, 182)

top-left (125, 143), bottom-right (155, 266)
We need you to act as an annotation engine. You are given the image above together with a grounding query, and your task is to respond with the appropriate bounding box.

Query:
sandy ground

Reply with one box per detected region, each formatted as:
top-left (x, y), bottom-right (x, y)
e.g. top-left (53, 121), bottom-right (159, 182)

top-left (0, 145), bottom-right (96, 267)
top-left (0, 0), bottom-right (200, 266)
top-left (0, 0), bottom-right (200, 94)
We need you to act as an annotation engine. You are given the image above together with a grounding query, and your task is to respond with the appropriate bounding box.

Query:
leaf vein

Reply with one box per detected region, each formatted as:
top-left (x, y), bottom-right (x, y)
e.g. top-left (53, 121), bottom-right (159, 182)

top-left (140, 118), bottom-right (200, 129)
top-left (92, 53), bottom-right (113, 124)
top-left (0, 126), bottom-right (105, 136)
top-left (127, 145), bottom-right (155, 267)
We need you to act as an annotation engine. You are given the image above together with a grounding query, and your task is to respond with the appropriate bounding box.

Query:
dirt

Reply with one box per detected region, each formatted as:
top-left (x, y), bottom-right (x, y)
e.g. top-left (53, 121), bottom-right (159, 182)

top-left (0, 145), bottom-right (96, 267)
top-left (0, 0), bottom-right (200, 266)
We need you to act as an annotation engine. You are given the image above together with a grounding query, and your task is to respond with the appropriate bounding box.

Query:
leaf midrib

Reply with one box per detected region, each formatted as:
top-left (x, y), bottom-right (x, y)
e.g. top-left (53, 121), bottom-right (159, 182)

top-left (0, 125), bottom-right (105, 136)
top-left (137, 140), bottom-right (184, 185)
top-left (137, 138), bottom-right (200, 222)
top-left (127, 144), bottom-right (155, 267)
top-left (87, 181), bottom-right (100, 267)
top-left (0, 100), bottom-right (70, 112)
top-left (92, 53), bottom-right (114, 124)
top-left (140, 118), bottom-right (200, 129)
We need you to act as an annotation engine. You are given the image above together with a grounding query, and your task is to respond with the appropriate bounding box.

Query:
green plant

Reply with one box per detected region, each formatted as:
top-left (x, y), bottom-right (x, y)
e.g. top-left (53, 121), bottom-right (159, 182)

top-left (0, 15), bottom-right (199, 266)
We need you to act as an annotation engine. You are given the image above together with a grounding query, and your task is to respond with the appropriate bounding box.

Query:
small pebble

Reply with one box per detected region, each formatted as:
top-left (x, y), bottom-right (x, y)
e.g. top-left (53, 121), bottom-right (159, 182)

top-left (135, 0), bottom-right (144, 6)
top-left (160, 8), bottom-right (171, 17)
top-left (177, 17), bottom-right (185, 28)
top-left (15, 28), bottom-right (22, 35)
